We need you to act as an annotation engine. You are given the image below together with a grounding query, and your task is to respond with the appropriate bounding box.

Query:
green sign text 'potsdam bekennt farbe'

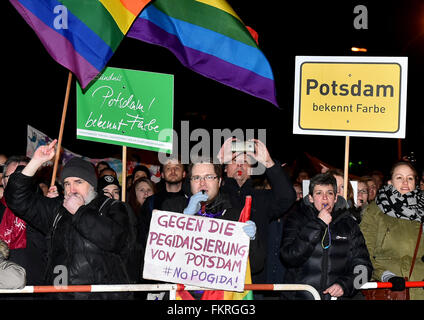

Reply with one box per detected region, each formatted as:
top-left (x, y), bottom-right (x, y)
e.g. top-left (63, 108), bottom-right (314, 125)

top-left (76, 66), bottom-right (174, 153)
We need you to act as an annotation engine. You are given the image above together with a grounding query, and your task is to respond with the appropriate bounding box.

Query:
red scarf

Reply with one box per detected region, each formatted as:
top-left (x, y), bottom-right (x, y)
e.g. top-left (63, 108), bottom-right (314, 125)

top-left (0, 197), bottom-right (27, 249)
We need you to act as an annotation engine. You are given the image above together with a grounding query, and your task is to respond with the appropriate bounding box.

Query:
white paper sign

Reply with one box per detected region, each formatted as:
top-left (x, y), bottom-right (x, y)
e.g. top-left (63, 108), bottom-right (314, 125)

top-left (143, 210), bottom-right (250, 292)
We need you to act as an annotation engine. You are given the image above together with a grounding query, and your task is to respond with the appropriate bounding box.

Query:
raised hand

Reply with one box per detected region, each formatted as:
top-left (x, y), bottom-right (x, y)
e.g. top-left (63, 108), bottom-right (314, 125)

top-left (22, 139), bottom-right (58, 177)
top-left (246, 139), bottom-right (274, 168)
top-left (33, 139), bottom-right (57, 164)
top-left (216, 137), bottom-right (238, 164)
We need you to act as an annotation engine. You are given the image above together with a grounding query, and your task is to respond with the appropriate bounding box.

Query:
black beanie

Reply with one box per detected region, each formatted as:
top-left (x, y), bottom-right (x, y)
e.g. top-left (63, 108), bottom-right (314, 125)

top-left (60, 157), bottom-right (97, 189)
top-left (97, 175), bottom-right (120, 193)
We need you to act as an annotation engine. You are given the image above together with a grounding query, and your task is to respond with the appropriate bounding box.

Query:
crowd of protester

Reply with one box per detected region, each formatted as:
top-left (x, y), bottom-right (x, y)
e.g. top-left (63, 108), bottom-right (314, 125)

top-left (0, 139), bottom-right (422, 300)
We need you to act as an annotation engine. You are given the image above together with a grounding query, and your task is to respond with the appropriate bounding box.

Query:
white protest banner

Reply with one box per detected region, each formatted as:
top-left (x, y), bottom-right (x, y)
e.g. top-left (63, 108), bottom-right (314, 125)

top-left (143, 210), bottom-right (250, 292)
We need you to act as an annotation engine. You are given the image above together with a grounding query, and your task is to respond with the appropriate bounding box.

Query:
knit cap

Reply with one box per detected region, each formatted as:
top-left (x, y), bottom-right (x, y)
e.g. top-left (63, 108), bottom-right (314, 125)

top-left (60, 157), bottom-right (97, 189)
top-left (97, 175), bottom-right (120, 193)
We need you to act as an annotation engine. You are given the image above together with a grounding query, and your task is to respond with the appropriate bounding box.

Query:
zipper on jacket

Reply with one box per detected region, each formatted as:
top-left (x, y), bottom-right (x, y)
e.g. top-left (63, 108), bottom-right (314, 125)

top-left (320, 239), bottom-right (329, 298)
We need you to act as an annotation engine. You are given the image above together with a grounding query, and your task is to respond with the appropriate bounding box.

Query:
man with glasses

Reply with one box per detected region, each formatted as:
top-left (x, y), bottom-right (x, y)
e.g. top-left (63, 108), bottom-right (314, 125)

top-left (161, 157), bottom-right (263, 270)
top-left (363, 176), bottom-right (378, 202)
top-left (356, 179), bottom-right (369, 208)
top-left (349, 178), bottom-right (369, 224)
top-left (162, 158), bottom-right (256, 229)
top-left (143, 157), bottom-right (261, 300)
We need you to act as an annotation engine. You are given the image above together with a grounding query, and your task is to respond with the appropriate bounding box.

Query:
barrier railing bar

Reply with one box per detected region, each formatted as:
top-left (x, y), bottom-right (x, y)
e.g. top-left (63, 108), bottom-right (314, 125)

top-left (0, 283), bottom-right (321, 300)
top-left (1, 281), bottom-right (422, 299)
top-left (360, 281), bottom-right (424, 290)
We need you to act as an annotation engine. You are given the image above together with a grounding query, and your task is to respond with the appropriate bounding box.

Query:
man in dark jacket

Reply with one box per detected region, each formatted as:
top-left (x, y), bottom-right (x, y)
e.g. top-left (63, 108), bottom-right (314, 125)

top-left (142, 157), bottom-right (263, 300)
top-left (5, 140), bottom-right (131, 299)
top-left (281, 173), bottom-right (372, 300)
top-left (217, 138), bottom-right (296, 286)
top-left (161, 158), bottom-right (264, 274)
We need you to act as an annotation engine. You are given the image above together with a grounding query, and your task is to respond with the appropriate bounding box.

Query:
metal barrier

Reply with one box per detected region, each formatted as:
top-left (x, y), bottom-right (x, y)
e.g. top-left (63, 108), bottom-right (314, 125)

top-left (360, 281), bottom-right (424, 290)
top-left (2, 281), bottom-right (422, 299)
top-left (0, 283), bottom-right (321, 300)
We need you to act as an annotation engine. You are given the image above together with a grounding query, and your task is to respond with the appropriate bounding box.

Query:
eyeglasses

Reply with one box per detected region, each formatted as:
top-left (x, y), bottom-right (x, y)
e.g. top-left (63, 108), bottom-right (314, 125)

top-left (358, 189), bottom-right (368, 195)
top-left (190, 175), bottom-right (218, 182)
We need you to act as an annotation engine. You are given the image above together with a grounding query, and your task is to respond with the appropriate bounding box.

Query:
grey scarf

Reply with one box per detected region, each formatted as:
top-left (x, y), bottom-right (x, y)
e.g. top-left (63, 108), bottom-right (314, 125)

top-left (376, 184), bottom-right (424, 223)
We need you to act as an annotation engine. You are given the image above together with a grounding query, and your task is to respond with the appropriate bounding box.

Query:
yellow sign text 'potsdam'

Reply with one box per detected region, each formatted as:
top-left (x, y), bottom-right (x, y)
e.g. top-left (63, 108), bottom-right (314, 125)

top-left (299, 62), bottom-right (401, 133)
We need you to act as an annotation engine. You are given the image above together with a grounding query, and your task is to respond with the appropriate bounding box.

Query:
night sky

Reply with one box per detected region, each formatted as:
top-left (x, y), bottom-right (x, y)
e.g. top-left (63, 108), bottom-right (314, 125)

top-left (2, 0), bottom-right (423, 177)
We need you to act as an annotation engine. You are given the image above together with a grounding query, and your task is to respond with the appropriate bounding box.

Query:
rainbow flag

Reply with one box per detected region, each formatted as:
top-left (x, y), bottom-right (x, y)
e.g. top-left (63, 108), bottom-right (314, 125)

top-left (128, 0), bottom-right (278, 106)
top-left (10, 0), bottom-right (151, 88)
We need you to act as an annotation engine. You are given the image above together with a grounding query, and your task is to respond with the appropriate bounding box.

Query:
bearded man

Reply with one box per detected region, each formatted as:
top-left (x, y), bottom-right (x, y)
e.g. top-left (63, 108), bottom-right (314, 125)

top-left (4, 140), bottom-right (131, 299)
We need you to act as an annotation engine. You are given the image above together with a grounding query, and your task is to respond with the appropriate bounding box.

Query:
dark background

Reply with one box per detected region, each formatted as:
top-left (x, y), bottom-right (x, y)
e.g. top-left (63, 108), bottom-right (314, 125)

top-left (2, 0), bottom-right (423, 177)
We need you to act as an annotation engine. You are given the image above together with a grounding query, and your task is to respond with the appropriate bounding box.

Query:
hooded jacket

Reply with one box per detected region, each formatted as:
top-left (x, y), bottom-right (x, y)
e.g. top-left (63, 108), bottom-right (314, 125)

top-left (4, 170), bottom-right (131, 299)
top-left (281, 196), bottom-right (372, 300)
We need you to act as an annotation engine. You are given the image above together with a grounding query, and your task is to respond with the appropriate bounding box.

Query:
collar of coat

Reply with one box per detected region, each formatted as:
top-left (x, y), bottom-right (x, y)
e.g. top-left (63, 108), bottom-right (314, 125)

top-left (222, 176), bottom-right (253, 191)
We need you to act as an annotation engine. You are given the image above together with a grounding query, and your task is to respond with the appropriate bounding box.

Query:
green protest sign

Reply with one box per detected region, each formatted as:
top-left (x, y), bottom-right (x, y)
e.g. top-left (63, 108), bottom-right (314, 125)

top-left (76, 67), bottom-right (174, 153)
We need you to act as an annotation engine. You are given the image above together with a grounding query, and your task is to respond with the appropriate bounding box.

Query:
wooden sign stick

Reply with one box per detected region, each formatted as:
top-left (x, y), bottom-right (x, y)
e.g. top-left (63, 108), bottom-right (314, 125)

top-left (50, 71), bottom-right (73, 187)
top-left (121, 146), bottom-right (127, 202)
top-left (343, 136), bottom-right (350, 200)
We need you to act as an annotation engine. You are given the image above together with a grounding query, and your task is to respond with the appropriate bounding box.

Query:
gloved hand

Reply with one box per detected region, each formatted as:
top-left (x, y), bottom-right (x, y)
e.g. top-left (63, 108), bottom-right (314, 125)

top-left (388, 276), bottom-right (406, 291)
top-left (243, 220), bottom-right (256, 240)
top-left (183, 191), bottom-right (208, 215)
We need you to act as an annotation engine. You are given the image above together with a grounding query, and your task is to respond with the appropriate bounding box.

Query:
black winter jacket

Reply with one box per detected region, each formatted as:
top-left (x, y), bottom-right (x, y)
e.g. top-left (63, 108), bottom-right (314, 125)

top-left (5, 171), bottom-right (131, 299)
top-left (221, 163), bottom-right (296, 283)
top-left (281, 196), bottom-right (372, 300)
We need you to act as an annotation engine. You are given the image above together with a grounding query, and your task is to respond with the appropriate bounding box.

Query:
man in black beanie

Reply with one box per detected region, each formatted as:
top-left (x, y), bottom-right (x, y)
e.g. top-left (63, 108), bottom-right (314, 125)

top-left (60, 156), bottom-right (99, 211)
top-left (4, 140), bottom-right (132, 299)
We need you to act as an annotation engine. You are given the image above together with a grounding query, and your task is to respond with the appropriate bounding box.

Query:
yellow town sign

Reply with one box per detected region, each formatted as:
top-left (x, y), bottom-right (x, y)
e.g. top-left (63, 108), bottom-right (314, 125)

top-left (293, 56), bottom-right (408, 138)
